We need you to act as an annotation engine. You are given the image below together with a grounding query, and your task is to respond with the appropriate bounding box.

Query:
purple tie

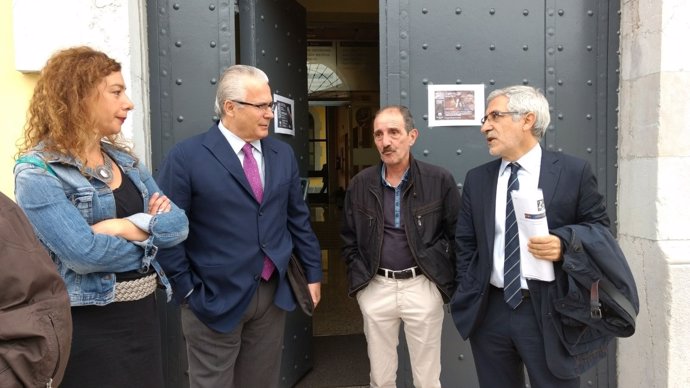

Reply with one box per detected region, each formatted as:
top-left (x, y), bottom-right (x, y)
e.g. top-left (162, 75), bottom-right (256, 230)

top-left (242, 143), bottom-right (274, 280)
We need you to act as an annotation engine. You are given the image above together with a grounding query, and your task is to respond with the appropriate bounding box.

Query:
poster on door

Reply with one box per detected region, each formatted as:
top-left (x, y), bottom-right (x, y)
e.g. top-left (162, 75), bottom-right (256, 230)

top-left (427, 84), bottom-right (484, 127)
top-left (274, 94), bottom-right (295, 136)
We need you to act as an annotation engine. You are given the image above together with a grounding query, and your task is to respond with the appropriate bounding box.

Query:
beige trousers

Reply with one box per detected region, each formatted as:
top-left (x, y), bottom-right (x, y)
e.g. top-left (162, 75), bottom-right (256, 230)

top-left (356, 274), bottom-right (444, 388)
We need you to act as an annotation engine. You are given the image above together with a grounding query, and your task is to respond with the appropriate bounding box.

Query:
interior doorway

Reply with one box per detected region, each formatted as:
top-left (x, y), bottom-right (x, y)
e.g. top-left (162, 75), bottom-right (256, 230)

top-left (298, 0), bottom-right (379, 335)
top-left (296, 1), bottom-right (379, 386)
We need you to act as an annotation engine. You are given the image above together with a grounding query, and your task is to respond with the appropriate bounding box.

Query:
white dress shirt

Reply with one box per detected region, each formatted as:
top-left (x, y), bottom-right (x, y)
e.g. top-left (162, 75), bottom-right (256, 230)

top-left (218, 121), bottom-right (265, 186)
top-left (490, 144), bottom-right (542, 289)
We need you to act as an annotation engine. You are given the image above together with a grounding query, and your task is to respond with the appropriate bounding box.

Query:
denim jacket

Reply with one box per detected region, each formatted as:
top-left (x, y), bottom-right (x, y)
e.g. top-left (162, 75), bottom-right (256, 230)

top-left (14, 142), bottom-right (189, 306)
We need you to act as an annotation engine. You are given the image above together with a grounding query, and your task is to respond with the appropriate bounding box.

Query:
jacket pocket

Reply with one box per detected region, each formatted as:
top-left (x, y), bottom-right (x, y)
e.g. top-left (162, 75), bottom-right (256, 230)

top-left (412, 199), bottom-right (444, 244)
top-left (31, 311), bottom-right (62, 386)
top-left (0, 308), bottom-right (62, 387)
top-left (354, 207), bottom-right (377, 250)
top-left (69, 190), bottom-right (95, 225)
top-left (547, 280), bottom-right (611, 356)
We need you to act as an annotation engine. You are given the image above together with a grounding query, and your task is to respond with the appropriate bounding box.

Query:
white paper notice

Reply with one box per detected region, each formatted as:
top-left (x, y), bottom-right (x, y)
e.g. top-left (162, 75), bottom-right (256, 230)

top-left (510, 188), bottom-right (555, 281)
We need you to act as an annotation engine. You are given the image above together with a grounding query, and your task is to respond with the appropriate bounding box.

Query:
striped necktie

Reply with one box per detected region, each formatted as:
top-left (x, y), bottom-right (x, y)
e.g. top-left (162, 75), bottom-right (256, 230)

top-left (504, 162), bottom-right (522, 309)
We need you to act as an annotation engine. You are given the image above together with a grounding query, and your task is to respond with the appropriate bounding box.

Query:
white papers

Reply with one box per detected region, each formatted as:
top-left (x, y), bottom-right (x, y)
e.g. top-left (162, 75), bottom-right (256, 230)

top-left (510, 188), bottom-right (555, 281)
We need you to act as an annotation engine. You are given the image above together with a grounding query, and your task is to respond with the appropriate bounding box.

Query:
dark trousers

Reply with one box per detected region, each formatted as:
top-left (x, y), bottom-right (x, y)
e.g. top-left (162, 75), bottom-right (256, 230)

top-left (181, 276), bottom-right (287, 388)
top-left (469, 286), bottom-right (579, 388)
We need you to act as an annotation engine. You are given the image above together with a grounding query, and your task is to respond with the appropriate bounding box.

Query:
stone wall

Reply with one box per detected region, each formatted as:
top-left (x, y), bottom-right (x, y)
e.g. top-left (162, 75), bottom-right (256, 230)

top-left (617, 0), bottom-right (690, 386)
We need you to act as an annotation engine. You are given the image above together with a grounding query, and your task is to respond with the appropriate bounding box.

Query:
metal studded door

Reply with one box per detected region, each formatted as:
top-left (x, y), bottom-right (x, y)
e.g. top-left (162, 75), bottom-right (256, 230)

top-left (147, 3), bottom-right (235, 387)
top-left (147, 1), bottom-right (310, 387)
top-left (381, 1), bottom-right (620, 387)
top-left (236, 1), bottom-right (312, 387)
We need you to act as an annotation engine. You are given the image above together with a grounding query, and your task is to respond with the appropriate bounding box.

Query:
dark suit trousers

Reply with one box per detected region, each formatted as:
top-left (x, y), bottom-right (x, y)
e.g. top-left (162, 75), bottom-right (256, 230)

top-left (180, 276), bottom-right (287, 388)
top-left (469, 286), bottom-right (579, 388)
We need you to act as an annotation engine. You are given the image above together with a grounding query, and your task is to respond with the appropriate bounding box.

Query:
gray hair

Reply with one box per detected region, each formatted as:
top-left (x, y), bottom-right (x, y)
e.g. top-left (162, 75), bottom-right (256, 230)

top-left (486, 85), bottom-right (551, 139)
top-left (375, 105), bottom-right (416, 132)
top-left (214, 65), bottom-right (270, 117)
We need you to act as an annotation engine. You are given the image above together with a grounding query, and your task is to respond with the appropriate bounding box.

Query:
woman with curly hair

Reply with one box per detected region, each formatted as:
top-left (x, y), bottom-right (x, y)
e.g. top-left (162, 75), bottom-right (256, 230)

top-left (14, 46), bottom-right (188, 387)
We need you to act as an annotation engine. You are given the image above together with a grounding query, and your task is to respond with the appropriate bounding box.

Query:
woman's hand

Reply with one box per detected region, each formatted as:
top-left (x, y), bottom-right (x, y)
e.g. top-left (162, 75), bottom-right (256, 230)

top-left (148, 192), bottom-right (172, 215)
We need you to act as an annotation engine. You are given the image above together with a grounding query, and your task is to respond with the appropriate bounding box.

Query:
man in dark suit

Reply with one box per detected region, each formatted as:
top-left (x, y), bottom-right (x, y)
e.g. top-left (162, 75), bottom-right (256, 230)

top-left (450, 85), bottom-right (610, 387)
top-left (157, 65), bottom-right (322, 388)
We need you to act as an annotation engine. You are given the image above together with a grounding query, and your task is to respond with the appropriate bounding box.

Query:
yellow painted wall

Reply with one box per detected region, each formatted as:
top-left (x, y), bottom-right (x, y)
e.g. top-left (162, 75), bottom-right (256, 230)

top-left (0, 0), bottom-right (39, 199)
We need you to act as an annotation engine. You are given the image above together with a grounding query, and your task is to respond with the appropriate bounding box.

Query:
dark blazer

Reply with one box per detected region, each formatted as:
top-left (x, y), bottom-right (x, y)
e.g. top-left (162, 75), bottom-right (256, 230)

top-left (450, 148), bottom-right (610, 375)
top-left (551, 223), bottom-right (639, 338)
top-left (157, 125), bottom-right (322, 333)
top-left (537, 223), bottom-right (639, 378)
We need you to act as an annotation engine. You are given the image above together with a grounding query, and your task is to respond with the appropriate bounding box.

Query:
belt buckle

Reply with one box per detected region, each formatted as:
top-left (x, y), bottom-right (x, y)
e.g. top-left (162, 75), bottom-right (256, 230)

top-left (379, 268), bottom-right (392, 279)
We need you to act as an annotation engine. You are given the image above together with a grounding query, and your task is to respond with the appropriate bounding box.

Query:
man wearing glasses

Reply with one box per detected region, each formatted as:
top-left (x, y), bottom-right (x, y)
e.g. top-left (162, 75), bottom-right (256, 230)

top-left (157, 65), bottom-right (322, 388)
top-left (451, 85), bottom-right (613, 387)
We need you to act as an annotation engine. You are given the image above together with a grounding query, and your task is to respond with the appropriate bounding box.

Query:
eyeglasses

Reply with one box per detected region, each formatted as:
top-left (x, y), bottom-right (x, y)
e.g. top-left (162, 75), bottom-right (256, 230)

top-left (232, 100), bottom-right (275, 112)
top-left (480, 111), bottom-right (522, 124)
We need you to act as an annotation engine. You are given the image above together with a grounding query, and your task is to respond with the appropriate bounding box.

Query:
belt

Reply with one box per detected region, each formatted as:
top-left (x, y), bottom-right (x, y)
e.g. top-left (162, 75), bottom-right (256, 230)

top-left (491, 284), bottom-right (530, 298)
top-left (377, 266), bottom-right (421, 280)
top-left (114, 273), bottom-right (158, 302)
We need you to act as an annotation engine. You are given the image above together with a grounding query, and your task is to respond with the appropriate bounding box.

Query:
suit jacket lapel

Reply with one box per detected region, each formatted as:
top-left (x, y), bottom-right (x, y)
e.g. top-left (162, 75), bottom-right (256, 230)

top-left (260, 138), bottom-right (278, 202)
top-left (483, 160), bottom-right (501, 257)
top-left (539, 149), bottom-right (561, 210)
top-left (202, 125), bottom-right (256, 200)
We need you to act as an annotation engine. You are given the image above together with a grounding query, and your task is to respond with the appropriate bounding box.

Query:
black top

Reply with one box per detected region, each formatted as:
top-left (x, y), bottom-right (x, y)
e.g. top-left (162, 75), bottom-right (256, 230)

top-left (113, 164), bottom-right (143, 218)
top-left (111, 163), bottom-right (150, 281)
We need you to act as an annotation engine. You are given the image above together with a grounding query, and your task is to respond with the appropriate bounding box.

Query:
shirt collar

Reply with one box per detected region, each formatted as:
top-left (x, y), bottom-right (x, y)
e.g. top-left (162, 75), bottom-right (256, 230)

top-left (218, 121), bottom-right (262, 155)
top-left (500, 143), bottom-right (541, 176)
top-left (380, 164), bottom-right (410, 188)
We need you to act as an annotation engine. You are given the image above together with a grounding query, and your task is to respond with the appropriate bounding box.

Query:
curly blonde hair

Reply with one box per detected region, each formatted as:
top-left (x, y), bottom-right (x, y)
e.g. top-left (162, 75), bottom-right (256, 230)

top-left (17, 46), bottom-right (132, 162)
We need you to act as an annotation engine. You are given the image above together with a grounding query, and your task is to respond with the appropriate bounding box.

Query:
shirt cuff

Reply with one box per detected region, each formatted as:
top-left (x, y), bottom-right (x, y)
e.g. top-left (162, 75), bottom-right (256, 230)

top-left (125, 212), bottom-right (154, 233)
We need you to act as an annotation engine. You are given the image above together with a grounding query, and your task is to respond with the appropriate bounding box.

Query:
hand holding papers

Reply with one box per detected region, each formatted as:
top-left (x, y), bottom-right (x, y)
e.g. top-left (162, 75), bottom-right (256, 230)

top-left (510, 188), bottom-right (555, 281)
